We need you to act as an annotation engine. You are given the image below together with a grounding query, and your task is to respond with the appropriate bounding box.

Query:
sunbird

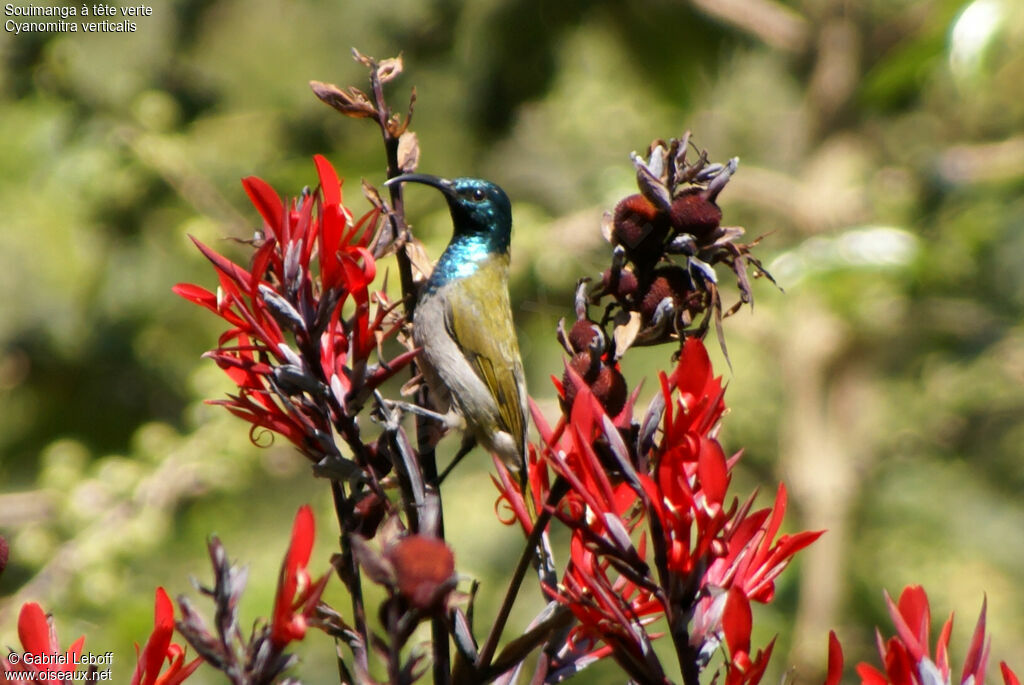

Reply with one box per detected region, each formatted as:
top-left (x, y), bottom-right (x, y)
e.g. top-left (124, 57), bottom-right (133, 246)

top-left (386, 174), bottom-right (528, 475)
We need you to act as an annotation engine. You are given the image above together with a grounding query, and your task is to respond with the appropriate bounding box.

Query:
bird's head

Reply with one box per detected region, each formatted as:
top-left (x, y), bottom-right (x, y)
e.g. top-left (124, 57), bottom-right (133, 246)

top-left (386, 174), bottom-right (512, 253)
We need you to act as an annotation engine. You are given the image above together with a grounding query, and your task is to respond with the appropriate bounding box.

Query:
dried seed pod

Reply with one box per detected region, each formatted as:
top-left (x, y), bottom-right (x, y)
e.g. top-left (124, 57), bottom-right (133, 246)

top-left (591, 364), bottom-right (628, 417)
top-left (640, 266), bottom-right (694, 324)
top-left (601, 266), bottom-right (639, 302)
top-left (385, 535), bottom-right (456, 612)
top-left (562, 352), bottom-right (628, 417)
top-left (568, 319), bottom-right (604, 355)
top-left (562, 352), bottom-right (598, 408)
top-left (612, 194), bottom-right (670, 269)
top-left (669, 191), bottom-right (722, 241)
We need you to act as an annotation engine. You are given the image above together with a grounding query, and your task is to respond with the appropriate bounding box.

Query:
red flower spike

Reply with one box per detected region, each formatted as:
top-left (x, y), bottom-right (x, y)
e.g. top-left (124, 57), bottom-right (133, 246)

top-left (131, 588), bottom-right (202, 685)
top-left (270, 505), bottom-right (330, 648)
top-left (856, 586), bottom-right (1017, 685)
top-left (509, 336), bottom-right (821, 679)
top-left (177, 156), bottom-right (410, 465)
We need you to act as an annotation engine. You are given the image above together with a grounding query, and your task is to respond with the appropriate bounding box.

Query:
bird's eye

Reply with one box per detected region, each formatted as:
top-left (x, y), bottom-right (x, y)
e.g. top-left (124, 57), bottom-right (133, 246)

top-left (471, 188), bottom-right (485, 201)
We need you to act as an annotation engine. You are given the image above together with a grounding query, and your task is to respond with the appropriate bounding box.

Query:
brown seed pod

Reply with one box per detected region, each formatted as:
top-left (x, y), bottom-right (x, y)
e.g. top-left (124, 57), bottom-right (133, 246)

top-left (640, 266), bottom-right (694, 324)
top-left (567, 319), bottom-right (604, 355)
top-left (612, 194), bottom-right (670, 269)
top-left (591, 364), bottom-right (628, 417)
top-left (385, 535), bottom-right (456, 612)
top-left (562, 352), bottom-right (598, 411)
top-left (669, 191), bottom-right (722, 241)
top-left (601, 267), bottom-right (639, 302)
top-left (562, 353), bottom-right (628, 417)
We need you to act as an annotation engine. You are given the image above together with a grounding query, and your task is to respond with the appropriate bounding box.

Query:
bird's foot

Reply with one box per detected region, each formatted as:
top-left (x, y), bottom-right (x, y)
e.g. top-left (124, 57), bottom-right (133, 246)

top-left (374, 394), bottom-right (461, 431)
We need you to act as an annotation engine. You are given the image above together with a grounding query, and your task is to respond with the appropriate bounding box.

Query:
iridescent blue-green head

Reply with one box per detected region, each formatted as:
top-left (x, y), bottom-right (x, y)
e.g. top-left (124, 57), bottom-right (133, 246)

top-left (386, 174), bottom-right (512, 254)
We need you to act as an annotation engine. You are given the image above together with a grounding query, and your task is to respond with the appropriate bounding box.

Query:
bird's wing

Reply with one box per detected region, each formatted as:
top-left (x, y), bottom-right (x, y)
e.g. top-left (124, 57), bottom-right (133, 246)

top-left (442, 263), bottom-right (527, 457)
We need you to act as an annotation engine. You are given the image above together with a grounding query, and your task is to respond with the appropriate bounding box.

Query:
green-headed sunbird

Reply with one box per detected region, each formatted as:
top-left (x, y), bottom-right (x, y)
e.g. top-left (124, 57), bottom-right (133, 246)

top-left (386, 174), bottom-right (528, 475)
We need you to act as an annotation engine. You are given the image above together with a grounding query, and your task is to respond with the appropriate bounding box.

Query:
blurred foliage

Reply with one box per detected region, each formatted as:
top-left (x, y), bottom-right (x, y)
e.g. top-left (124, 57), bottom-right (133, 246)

top-left (1, 0), bottom-right (1022, 683)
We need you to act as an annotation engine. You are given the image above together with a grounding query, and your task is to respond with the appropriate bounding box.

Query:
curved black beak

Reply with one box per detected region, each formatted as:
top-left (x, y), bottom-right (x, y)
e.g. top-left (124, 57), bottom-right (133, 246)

top-left (384, 173), bottom-right (455, 198)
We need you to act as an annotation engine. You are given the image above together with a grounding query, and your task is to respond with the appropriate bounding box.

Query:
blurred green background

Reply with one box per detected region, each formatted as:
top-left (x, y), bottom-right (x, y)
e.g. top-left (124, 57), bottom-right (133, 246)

top-left (1, 0), bottom-right (1022, 682)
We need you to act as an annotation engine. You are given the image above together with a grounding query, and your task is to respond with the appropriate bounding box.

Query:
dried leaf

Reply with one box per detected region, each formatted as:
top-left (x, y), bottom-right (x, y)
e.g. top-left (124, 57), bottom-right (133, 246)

top-left (376, 55), bottom-right (403, 83)
top-left (350, 47), bottom-right (373, 68)
top-left (612, 310), bottom-right (642, 359)
top-left (397, 131), bottom-right (420, 173)
top-left (404, 239), bottom-right (434, 283)
top-left (451, 608), bottom-right (479, 662)
top-left (362, 180), bottom-right (384, 211)
top-left (633, 161), bottom-right (672, 212)
top-left (309, 80), bottom-right (377, 119)
top-left (405, 86), bottom-right (417, 128)
top-left (350, 535), bottom-right (396, 587)
top-left (600, 210), bottom-right (614, 243)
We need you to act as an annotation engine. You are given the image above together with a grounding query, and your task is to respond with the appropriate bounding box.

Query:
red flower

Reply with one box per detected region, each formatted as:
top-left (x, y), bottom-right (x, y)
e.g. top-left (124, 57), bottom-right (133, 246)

top-left (270, 505), bottom-right (330, 648)
top-left (174, 155), bottom-right (415, 462)
top-left (495, 338), bottom-right (819, 682)
top-left (1, 602), bottom-right (85, 681)
top-left (131, 588), bottom-right (202, 685)
top-left (826, 585), bottom-right (1020, 685)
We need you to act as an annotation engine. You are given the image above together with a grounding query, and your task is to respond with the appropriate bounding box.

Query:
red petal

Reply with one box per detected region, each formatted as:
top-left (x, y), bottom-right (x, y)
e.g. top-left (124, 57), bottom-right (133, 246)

top-left (962, 596), bottom-right (989, 685)
top-left (18, 602), bottom-right (55, 655)
top-left (313, 154), bottom-right (342, 206)
top-left (1001, 663), bottom-right (1021, 685)
top-left (887, 586), bottom-right (928, 662)
top-left (131, 588), bottom-right (176, 685)
top-left (697, 436), bottom-right (729, 506)
top-left (172, 283), bottom-right (216, 308)
top-left (883, 639), bottom-right (917, 685)
top-left (272, 506), bottom-right (316, 647)
top-left (241, 176), bottom-right (284, 240)
top-left (189, 236), bottom-right (253, 291)
top-left (825, 631), bottom-right (844, 685)
top-left (856, 664), bottom-right (890, 685)
top-left (249, 238), bottom-right (278, 293)
top-left (723, 587), bottom-right (752, 656)
top-left (936, 614), bottom-right (953, 679)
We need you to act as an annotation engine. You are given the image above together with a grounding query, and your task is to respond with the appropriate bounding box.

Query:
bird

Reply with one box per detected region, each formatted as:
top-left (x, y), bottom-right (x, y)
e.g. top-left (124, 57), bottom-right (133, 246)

top-left (385, 174), bottom-right (528, 476)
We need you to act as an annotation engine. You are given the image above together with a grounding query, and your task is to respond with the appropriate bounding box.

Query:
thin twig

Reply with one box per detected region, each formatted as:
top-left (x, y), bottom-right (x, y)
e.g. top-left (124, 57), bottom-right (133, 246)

top-left (476, 477), bottom-right (569, 677)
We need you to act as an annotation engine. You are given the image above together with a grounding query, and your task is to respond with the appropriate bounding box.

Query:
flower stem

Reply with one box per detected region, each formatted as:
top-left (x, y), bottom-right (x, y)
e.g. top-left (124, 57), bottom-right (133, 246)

top-left (364, 55), bottom-right (451, 684)
top-left (331, 480), bottom-right (369, 676)
top-left (476, 477), bottom-right (569, 676)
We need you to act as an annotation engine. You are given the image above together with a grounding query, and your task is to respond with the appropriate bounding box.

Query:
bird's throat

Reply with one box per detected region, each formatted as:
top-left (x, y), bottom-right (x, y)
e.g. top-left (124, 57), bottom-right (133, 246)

top-left (427, 233), bottom-right (504, 290)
